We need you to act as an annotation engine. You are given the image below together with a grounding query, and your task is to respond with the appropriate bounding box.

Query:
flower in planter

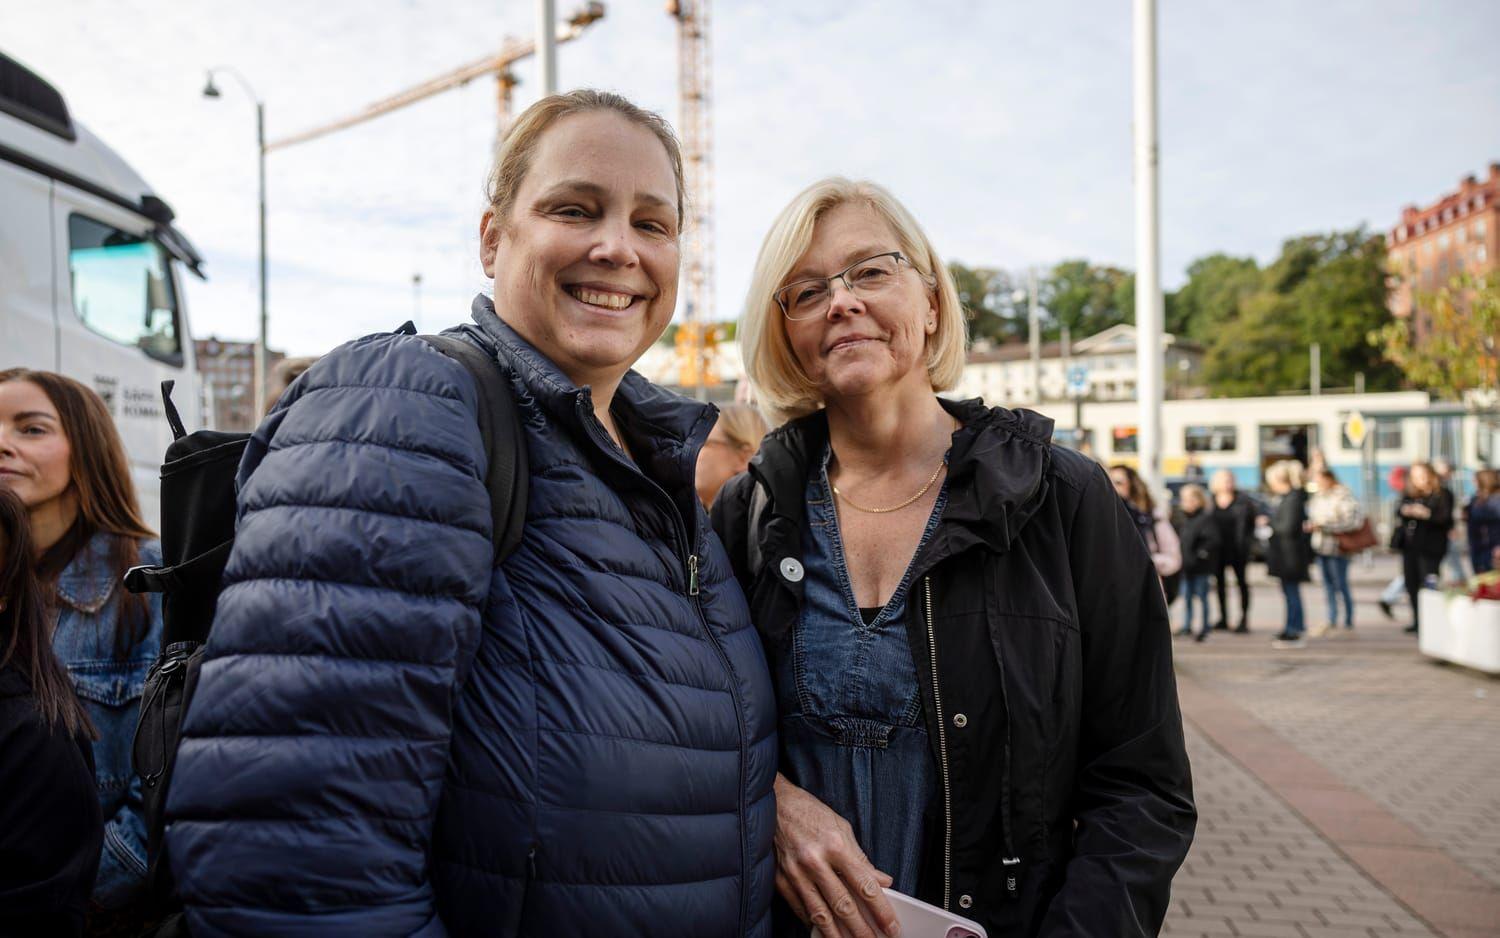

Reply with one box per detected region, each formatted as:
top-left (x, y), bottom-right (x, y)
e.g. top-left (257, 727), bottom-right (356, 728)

top-left (1471, 571), bottom-right (1500, 603)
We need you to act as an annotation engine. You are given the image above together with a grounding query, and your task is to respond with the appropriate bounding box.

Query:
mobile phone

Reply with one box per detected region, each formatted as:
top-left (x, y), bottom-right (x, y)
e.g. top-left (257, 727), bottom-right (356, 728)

top-left (810, 888), bottom-right (987, 938)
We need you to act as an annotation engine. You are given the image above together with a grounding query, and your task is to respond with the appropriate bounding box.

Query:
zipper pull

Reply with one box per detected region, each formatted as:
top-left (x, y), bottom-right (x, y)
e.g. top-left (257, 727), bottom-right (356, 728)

top-left (1003, 856), bottom-right (1022, 899)
top-left (688, 554), bottom-right (700, 596)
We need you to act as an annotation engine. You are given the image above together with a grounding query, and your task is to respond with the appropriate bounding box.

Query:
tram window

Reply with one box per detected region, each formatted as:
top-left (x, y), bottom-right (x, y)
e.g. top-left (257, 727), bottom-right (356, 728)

top-left (1112, 426), bottom-right (1138, 453)
top-left (1185, 425), bottom-right (1237, 452)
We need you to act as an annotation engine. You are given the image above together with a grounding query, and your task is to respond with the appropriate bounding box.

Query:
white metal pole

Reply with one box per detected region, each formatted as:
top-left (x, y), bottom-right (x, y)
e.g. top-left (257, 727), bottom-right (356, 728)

top-left (254, 101), bottom-right (268, 419)
top-left (1133, 0), bottom-right (1164, 495)
top-left (1028, 266), bottom-right (1041, 404)
top-left (1310, 341), bottom-right (1321, 395)
top-left (537, 0), bottom-right (558, 95)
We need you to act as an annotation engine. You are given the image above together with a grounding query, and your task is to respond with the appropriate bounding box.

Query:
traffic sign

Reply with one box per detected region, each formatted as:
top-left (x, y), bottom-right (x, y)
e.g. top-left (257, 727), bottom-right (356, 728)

top-left (1345, 411), bottom-right (1368, 447)
top-left (1066, 365), bottom-right (1089, 398)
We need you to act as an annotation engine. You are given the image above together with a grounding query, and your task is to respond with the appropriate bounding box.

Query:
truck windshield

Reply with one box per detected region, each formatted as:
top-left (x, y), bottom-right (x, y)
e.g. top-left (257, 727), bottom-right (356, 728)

top-left (68, 213), bottom-right (182, 364)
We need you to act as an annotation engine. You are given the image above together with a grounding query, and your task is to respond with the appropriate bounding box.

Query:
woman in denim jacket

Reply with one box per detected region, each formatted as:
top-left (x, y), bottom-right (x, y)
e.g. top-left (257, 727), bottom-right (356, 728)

top-left (0, 369), bottom-right (162, 923)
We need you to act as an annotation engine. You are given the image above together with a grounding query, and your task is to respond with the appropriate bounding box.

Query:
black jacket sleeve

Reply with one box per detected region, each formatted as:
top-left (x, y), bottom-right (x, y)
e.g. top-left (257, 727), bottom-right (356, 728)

top-left (0, 694), bottom-right (104, 937)
top-left (710, 469), bottom-right (757, 593)
top-left (1039, 465), bottom-right (1196, 936)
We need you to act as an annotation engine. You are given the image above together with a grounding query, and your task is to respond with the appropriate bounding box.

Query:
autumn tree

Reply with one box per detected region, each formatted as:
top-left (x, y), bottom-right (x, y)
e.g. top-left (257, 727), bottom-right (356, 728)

top-left (1375, 271), bottom-right (1500, 403)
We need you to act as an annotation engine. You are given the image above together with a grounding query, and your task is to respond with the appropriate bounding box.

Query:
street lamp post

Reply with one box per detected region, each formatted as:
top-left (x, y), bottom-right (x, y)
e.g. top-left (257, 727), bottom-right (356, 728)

top-left (203, 68), bottom-right (269, 417)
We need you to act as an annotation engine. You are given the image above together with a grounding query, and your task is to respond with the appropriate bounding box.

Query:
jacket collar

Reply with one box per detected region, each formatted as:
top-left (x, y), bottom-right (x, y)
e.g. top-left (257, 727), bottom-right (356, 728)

top-left (465, 293), bottom-right (718, 493)
top-left (749, 397), bottom-right (1055, 572)
top-left (53, 530), bottom-right (119, 614)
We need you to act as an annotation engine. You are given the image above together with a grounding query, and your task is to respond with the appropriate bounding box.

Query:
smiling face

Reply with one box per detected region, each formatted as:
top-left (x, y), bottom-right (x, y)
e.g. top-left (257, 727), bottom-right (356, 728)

top-left (781, 202), bottom-right (937, 407)
top-left (481, 110), bottom-right (680, 392)
top-left (0, 380), bottom-right (73, 515)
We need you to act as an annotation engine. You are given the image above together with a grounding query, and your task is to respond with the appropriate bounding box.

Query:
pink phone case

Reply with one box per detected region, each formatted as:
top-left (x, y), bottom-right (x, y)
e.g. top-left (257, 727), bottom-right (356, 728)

top-left (810, 888), bottom-right (987, 938)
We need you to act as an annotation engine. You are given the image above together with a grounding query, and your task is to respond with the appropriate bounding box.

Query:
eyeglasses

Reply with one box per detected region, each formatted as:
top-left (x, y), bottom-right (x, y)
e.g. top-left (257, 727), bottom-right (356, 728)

top-left (774, 251), bottom-right (914, 321)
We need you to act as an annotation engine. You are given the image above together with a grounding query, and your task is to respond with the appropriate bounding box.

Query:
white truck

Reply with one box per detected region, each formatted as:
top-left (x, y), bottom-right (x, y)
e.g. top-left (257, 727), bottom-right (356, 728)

top-left (1, 50), bottom-right (205, 526)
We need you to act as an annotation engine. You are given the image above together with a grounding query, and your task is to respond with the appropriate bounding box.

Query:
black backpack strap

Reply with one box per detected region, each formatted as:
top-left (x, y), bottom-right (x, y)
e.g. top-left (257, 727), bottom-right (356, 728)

top-left (159, 380), bottom-right (187, 441)
top-left (419, 333), bottom-right (529, 563)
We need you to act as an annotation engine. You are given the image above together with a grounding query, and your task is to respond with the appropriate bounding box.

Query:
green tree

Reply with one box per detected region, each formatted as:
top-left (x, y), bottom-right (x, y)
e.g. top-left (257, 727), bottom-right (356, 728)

top-left (1040, 260), bottom-right (1132, 339)
top-left (949, 261), bottom-right (1025, 344)
top-left (1168, 254), bottom-right (1259, 339)
top-left (1201, 292), bottom-right (1305, 396)
top-left (1198, 228), bottom-right (1399, 395)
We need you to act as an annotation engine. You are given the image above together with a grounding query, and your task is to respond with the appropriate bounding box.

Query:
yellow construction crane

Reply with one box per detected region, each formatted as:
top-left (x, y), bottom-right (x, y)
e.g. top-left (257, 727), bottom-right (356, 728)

top-left (265, 2), bottom-right (606, 153)
top-left (666, 0), bottom-right (714, 398)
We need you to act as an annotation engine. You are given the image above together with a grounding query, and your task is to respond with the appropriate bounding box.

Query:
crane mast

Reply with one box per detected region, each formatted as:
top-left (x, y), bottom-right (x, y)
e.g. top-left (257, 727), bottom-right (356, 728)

top-left (668, 0), bottom-right (714, 396)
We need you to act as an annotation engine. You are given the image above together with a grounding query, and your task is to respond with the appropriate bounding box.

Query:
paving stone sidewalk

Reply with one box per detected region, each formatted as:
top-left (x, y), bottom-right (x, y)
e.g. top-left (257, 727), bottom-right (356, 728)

top-left (1163, 556), bottom-right (1500, 938)
top-left (1163, 725), bottom-right (1437, 938)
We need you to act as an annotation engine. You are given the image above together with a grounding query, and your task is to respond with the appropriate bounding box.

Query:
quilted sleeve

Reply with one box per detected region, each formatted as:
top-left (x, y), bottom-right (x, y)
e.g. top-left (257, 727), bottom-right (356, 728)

top-left (165, 332), bottom-right (493, 937)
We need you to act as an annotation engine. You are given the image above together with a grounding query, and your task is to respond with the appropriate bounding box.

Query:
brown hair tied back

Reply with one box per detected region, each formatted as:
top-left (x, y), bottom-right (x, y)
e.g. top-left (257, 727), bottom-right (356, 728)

top-left (484, 89), bottom-right (686, 234)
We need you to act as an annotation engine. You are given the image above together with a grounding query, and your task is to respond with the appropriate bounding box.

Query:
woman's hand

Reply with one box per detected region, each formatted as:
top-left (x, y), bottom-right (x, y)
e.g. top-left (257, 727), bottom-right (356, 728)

top-left (774, 774), bottom-right (901, 938)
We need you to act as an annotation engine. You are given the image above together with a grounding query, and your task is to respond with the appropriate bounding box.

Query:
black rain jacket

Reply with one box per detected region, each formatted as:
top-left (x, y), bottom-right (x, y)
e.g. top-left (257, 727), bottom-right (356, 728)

top-left (0, 664), bottom-right (103, 937)
top-left (1179, 510), bottom-right (1223, 579)
top-left (711, 398), bottom-right (1195, 937)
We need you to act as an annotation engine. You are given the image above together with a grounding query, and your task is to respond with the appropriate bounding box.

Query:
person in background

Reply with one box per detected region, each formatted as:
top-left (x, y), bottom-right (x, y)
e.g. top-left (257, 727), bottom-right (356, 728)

top-left (0, 369), bottom-right (163, 927)
top-left (1464, 469), bottom-right (1500, 574)
top-left (263, 355), bottom-right (321, 416)
top-left (0, 488), bottom-right (104, 938)
top-left (1209, 469), bottom-right (1256, 633)
top-left (1394, 461), bottom-right (1455, 634)
top-left (1377, 464), bottom-right (1411, 621)
top-left (1433, 459), bottom-right (1468, 583)
top-left (1307, 467), bottom-right (1363, 634)
top-left (1177, 484), bottom-right (1221, 643)
top-left (1111, 464), bottom-right (1183, 603)
top-left (1263, 459), bottom-right (1312, 648)
top-left (695, 401), bottom-right (768, 508)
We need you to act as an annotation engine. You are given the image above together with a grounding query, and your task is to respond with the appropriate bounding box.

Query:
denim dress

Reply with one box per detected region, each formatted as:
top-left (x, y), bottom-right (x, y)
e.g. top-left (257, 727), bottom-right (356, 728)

top-left (50, 531), bottom-right (163, 909)
top-left (774, 446), bottom-right (946, 896)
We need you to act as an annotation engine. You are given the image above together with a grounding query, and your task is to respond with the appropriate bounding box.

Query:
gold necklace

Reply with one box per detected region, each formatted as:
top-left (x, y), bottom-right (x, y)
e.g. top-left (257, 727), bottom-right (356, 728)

top-left (832, 458), bottom-right (947, 514)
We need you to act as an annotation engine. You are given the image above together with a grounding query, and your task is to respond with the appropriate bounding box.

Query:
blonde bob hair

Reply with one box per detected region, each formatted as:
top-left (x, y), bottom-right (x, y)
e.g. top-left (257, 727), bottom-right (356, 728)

top-left (740, 177), bottom-right (967, 426)
top-left (1265, 459), bottom-right (1307, 491)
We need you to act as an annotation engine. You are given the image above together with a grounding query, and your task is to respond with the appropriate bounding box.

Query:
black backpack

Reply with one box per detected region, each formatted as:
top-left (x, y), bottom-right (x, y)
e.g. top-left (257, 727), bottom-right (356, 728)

top-left (124, 326), bottom-right (528, 932)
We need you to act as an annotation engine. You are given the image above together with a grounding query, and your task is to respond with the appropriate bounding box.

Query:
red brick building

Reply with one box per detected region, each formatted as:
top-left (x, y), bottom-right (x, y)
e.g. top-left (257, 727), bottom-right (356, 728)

top-left (195, 336), bottom-right (284, 431)
top-left (1386, 162), bottom-right (1500, 340)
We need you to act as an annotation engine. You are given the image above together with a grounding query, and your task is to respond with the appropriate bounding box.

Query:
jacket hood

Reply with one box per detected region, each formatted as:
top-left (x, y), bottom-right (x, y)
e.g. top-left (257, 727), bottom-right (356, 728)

top-left (749, 396), bottom-right (1055, 571)
top-left (463, 293), bottom-right (719, 494)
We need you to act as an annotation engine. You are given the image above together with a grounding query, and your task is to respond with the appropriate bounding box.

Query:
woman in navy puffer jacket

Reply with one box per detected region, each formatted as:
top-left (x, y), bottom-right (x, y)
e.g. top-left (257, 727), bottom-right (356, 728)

top-left (165, 91), bottom-right (777, 937)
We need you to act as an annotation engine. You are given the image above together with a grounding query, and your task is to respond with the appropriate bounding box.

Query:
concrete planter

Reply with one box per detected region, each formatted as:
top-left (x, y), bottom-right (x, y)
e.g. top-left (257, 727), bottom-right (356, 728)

top-left (1418, 589), bottom-right (1500, 673)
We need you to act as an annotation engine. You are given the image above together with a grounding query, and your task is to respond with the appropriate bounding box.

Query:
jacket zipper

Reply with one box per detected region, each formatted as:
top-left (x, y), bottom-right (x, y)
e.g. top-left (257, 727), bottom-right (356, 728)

top-left (579, 401), bottom-right (750, 930)
top-left (924, 575), bottom-right (953, 911)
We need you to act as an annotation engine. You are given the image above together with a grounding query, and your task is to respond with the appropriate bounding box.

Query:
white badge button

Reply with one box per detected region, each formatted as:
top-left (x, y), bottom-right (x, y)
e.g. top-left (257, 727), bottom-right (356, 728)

top-left (779, 557), bottom-right (804, 583)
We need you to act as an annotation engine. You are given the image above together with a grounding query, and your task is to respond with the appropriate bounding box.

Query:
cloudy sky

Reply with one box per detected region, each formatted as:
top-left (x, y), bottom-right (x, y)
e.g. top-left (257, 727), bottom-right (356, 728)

top-left (6, 1), bottom-right (1498, 355)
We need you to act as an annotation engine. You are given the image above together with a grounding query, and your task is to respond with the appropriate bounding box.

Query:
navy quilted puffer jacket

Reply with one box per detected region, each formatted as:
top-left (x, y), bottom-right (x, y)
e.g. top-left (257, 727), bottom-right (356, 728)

top-left (165, 299), bottom-right (778, 936)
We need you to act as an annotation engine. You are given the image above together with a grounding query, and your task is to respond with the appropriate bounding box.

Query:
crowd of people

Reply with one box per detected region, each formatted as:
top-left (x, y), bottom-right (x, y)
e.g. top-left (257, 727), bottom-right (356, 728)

top-left (0, 87), bottom-right (1493, 937)
top-left (1097, 452), bottom-right (1498, 650)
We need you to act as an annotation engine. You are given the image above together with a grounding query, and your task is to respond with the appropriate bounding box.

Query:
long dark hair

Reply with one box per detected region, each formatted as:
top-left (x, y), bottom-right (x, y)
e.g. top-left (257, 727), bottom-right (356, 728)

top-left (0, 489), bottom-right (96, 739)
top-left (0, 369), bottom-right (155, 660)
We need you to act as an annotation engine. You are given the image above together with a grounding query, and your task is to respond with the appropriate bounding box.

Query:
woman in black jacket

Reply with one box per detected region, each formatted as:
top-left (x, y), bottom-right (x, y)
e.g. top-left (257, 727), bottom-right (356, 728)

top-left (1394, 462), bottom-right (1455, 634)
top-left (713, 178), bottom-right (1194, 937)
top-left (1177, 485), bottom-right (1222, 642)
top-left (0, 488), bottom-right (103, 937)
top-left (1263, 460), bottom-right (1313, 648)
